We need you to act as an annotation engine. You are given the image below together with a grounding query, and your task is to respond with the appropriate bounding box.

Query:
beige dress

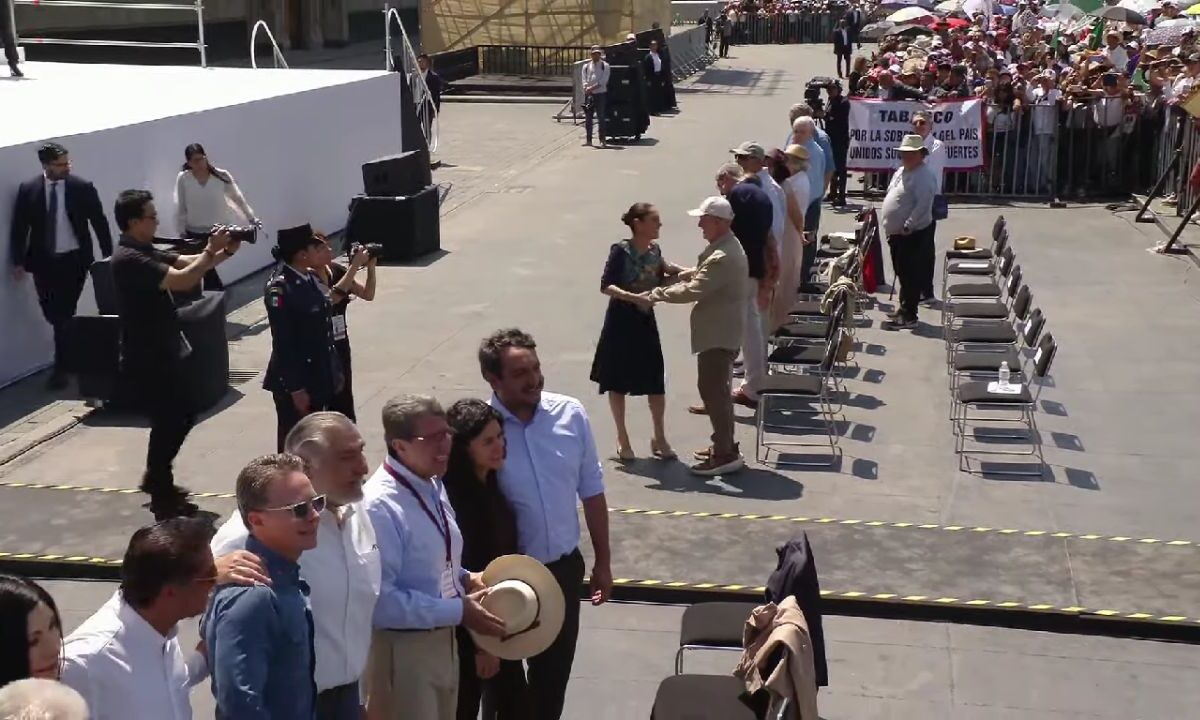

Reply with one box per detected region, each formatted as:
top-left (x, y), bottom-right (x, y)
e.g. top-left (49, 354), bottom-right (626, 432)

top-left (770, 171), bottom-right (811, 330)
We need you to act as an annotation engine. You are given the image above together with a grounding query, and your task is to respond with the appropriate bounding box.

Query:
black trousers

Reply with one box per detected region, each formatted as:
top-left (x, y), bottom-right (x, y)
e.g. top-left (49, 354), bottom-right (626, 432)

top-left (138, 361), bottom-right (196, 497)
top-left (455, 628), bottom-right (530, 720)
top-left (889, 226), bottom-right (932, 321)
top-left (32, 251), bottom-right (90, 373)
top-left (921, 219), bottom-right (938, 299)
top-left (1, 0), bottom-right (17, 66)
top-left (830, 137), bottom-right (849, 203)
top-left (316, 681), bottom-right (360, 720)
top-left (719, 35), bottom-right (730, 57)
top-left (526, 549), bottom-right (584, 720)
top-left (329, 339), bottom-right (356, 423)
top-left (835, 51), bottom-right (850, 77)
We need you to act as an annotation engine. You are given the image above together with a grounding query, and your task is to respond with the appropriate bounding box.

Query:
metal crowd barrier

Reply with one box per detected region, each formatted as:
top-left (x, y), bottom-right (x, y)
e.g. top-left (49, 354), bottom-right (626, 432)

top-left (732, 12), bottom-right (835, 45)
top-left (477, 45), bottom-right (593, 76)
top-left (859, 97), bottom-right (1162, 202)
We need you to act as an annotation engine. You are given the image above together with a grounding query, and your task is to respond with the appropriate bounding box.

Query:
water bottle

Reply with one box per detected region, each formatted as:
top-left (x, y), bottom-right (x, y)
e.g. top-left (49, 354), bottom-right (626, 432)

top-left (998, 361), bottom-right (1011, 390)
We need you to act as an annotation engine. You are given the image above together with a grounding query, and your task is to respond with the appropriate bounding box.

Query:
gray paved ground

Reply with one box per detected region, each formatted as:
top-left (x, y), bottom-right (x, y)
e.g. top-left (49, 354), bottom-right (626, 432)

top-left (41, 580), bottom-right (1200, 720)
top-left (5, 43), bottom-right (1200, 717)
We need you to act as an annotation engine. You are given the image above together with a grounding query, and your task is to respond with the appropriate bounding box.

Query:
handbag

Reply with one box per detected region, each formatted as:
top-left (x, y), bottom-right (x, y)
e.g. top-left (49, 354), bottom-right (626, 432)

top-left (932, 194), bottom-right (949, 221)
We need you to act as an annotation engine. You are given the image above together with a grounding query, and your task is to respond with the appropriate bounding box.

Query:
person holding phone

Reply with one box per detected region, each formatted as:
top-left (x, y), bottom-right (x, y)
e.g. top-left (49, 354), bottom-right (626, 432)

top-left (312, 237), bottom-right (376, 422)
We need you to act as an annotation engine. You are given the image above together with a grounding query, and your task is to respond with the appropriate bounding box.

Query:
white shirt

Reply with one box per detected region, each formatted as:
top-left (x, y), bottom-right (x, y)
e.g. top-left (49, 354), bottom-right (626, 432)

top-left (1027, 87), bottom-right (1062, 136)
top-left (649, 51), bottom-right (662, 73)
top-left (785, 172), bottom-right (811, 229)
top-left (757, 168), bottom-right (786, 252)
top-left (61, 593), bottom-right (205, 720)
top-left (43, 177), bottom-right (78, 254)
top-left (211, 503), bottom-right (381, 692)
top-left (1104, 45), bottom-right (1129, 72)
top-left (173, 169), bottom-right (256, 235)
top-left (922, 134), bottom-right (946, 194)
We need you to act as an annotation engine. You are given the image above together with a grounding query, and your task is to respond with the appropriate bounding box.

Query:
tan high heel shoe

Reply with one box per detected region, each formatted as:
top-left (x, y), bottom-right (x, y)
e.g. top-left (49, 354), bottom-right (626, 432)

top-left (651, 439), bottom-right (677, 461)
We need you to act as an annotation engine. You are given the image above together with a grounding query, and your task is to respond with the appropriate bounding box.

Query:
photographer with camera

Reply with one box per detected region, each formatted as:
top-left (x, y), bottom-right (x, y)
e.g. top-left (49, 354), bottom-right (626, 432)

top-left (110, 189), bottom-right (240, 520)
top-left (264, 224), bottom-right (342, 452)
top-left (173, 143), bottom-right (259, 289)
top-left (313, 236), bottom-right (377, 423)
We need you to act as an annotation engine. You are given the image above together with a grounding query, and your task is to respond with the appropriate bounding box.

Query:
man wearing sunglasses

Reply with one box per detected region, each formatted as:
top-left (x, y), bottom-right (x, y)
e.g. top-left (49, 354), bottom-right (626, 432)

top-left (362, 394), bottom-right (506, 720)
top-left (210, 412), bottom-right (380, 720)
top-left (204, 453), bottom-right (324, 719)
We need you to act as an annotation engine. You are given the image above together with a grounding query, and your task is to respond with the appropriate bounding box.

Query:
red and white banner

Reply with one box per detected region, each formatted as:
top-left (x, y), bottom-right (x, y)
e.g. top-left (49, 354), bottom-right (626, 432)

top-left (846, 98), bottom-right (986, 172)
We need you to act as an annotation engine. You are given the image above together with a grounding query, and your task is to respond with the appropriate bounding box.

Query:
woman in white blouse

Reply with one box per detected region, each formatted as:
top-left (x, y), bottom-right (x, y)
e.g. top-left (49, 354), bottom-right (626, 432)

top-left (769, 144), bottom-right (811, 330)
top-left (174, 142), bottom-right (258, 239)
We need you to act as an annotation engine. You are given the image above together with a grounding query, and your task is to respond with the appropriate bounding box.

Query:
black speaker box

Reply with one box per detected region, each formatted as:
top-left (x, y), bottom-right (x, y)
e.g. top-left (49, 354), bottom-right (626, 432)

top-left (362, 150), bottom-right (432, 197)
top-left (89, 258), bottom-right (119, 315)
top-left (346, 185), bottom-right (441, 262)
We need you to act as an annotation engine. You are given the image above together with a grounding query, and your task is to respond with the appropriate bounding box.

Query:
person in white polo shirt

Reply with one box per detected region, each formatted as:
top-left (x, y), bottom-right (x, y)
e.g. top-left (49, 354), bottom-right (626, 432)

top-left (210, 411), bottom-right (381, 720)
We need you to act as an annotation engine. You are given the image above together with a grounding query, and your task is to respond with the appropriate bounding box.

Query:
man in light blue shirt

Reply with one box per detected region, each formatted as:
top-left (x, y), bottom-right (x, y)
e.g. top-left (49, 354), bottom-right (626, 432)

top-left (362, 394), bottom-right (505, 720)
top-left (480, 328), bottom-right (612, 720)
top-left (789, 115), bottom-right (832, 288)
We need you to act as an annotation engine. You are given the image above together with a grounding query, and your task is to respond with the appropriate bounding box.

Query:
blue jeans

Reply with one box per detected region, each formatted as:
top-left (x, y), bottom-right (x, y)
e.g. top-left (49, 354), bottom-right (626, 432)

top-left (584, 92), bottom-right (607, 144)
top-left (800, 198), bottom-right (823, 287)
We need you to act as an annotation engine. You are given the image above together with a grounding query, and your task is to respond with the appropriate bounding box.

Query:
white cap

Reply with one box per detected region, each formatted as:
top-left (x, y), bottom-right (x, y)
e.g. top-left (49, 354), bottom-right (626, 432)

top-left (688, 196), bottom-right (735, 221)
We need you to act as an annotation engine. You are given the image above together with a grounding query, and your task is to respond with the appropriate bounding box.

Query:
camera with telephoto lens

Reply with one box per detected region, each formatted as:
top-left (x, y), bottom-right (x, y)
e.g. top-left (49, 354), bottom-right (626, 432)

top-left (804, 77), bottom-right (841, 118)
top-left (212, 224), bottom-right (258, 244)
top-left (353, 243), bottom-right (385, 260)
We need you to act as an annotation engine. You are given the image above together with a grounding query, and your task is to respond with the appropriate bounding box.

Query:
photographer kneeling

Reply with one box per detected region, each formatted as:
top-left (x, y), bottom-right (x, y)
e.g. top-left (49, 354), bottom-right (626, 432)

top-left (313, 236), bottom-right (377, 422)
top-left (263, 224), bottom-right (342, 451)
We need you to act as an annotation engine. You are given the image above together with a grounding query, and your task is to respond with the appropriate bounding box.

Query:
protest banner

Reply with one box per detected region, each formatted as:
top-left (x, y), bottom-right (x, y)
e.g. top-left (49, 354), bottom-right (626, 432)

top-left (846, 98), bottom-right (986, 172)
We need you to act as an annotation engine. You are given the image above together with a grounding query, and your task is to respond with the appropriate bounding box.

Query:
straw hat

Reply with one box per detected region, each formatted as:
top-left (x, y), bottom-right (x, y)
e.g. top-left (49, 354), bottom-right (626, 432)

top-left (783, 144), bottom-right (810, 163)
top-left (469, 555), bottom-right (565, 660)
top-left (896, 134), bottom-right (928, 154)
top-left (954, 236), bottom-right (977, 250)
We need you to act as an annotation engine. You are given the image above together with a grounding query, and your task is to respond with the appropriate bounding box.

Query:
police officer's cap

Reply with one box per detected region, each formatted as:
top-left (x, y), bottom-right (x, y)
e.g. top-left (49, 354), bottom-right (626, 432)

top-left (274, 223), bottom-right (318, 260)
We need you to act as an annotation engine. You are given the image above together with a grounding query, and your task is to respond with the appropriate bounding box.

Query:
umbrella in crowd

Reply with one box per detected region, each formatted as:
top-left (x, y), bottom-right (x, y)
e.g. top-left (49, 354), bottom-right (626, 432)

top-left (931, 16), bottom-right (972, 28)
top-left (887, 6), bottom-right (935, 22)
top-left (1040, 2), bottom-right (1086, 19)
top-left (1091, 4), bottom-right (1148, 24)
top-left (877, 0), bottom-right (936, 10)
top-left (1116, 0), bottom-right (1156, 13)
top-left (1158, 16), bottom-right (1200, 26)
top-left (1186, 3), bottom-right (1200, 15)
top-left (934, 0), bottom-right (961, 10)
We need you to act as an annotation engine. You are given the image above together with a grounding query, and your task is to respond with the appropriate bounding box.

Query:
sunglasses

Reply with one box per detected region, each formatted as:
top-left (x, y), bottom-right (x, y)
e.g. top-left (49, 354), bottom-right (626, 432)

top-left (261, 494), bottom-right (327, 519)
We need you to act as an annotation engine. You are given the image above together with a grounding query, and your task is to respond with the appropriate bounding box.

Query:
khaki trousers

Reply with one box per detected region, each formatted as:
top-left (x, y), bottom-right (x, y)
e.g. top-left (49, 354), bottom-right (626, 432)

top-left (697, 348), bottom-right (738, 457)
top-left (365, 627), bottom-right (458, 720)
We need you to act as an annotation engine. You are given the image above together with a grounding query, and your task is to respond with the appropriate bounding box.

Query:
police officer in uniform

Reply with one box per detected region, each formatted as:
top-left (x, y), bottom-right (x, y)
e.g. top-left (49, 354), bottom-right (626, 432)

top-left (263, 223), bottom-right (341, 451)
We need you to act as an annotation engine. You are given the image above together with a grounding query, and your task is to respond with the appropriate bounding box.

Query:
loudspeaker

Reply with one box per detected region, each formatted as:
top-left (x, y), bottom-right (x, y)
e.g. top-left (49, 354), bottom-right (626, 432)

top-left (346, 185), bottom-right (441, 262)
top-left (70, 315), bottom-right (121, 402)
top-left (362, 150), bottom-right (432, 197)
top-left (89, 258), bottom-right (118, 315)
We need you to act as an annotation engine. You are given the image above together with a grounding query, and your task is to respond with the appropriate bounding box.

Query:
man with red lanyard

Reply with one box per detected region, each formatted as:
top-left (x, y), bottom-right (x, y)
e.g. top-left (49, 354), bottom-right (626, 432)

top-left (362, 394), bottom-right (506, 720)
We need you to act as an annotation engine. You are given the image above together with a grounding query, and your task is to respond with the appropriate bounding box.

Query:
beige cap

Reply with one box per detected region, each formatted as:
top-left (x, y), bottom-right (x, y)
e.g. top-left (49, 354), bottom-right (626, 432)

top-left (688, 196), bottom-right (735, 220)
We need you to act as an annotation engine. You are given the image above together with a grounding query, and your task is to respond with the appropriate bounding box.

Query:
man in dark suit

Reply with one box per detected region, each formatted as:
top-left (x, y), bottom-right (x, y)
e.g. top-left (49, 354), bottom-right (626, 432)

top-left (10, 142), bottom-right (114, 388)
top-left (832, 18), bottom-right (853, 78)
top-left (414, 52), bottom-right (443, 112)
top-left (1, 0), bottom-right (20, 78)
top-left (844, 3), bottom-right (864, 49)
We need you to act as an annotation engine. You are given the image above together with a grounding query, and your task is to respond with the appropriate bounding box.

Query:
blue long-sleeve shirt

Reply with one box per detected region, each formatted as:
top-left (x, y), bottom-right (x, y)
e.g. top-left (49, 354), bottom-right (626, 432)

top-left (784, 127), bottom-right (834, 201)
top-left (490, 392), bottom-right (605, 563)
top-left (203, 536), bottom-right (316, 720)
top-left (364, 455), bottom-right (470, 630)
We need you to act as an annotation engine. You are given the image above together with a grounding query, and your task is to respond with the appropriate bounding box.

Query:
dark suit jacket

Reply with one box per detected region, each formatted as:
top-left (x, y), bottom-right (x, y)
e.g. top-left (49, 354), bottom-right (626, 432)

top-left (832, 27), bottom-right (852, 55)
top-left (424, 69), bottom-right (444, 111)
top-left (10, 174), bottom-right (113, 272)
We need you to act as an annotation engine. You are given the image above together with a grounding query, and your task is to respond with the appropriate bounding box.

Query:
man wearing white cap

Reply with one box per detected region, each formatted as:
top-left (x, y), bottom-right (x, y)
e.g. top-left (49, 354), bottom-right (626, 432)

top-left (645, 197), bottom-right (749, 475)
top-left (581, 45), bottom-right (610, 147)
top-left (880, 135), bottom-right (937, 329)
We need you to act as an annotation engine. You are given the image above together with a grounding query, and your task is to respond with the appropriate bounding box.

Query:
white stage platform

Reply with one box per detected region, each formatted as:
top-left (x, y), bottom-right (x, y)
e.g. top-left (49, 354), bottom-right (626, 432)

top-left (0, 62), bottom-right (403, 387)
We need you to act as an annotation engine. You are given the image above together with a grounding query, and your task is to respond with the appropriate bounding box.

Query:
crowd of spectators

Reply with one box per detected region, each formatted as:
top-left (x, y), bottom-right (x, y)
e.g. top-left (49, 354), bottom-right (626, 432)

top-left (841, 0), bottom-right (1200, 197)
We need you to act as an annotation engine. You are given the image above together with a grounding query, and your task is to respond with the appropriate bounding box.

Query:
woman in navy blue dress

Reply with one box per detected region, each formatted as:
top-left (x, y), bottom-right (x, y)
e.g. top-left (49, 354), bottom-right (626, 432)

top-left (590, 203), bottom-right (683, 461)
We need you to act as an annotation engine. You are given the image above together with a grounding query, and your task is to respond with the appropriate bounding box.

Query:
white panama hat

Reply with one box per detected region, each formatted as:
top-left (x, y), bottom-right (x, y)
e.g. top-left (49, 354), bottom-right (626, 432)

top-left (469, 555), bottom-right (566, 661)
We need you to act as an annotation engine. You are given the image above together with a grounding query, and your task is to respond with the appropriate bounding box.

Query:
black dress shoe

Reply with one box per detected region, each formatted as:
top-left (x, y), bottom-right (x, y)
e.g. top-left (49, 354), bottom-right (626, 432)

top-left (8, 62), bottom-right (22, 78)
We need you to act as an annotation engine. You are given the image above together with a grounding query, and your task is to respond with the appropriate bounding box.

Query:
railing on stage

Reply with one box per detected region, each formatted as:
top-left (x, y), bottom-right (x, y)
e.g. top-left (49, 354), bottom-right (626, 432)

top-left (477, 44), bottom-right (592, 76)
top-left (383, 3), bottom-right (439, 154)
top-left (13, 0), bottom-right (208, 67)
top-left (249, 20), bottom-right (288, 69)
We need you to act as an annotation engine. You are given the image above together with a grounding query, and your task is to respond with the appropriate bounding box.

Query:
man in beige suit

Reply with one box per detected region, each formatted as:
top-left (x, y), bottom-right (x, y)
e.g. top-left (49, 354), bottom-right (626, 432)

top-left (645, 196), bottom-right (749, 476)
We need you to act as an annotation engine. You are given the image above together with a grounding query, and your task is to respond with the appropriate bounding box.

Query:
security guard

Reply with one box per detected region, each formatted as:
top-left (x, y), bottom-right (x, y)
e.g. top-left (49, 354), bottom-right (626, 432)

top-left (263, 223), bottom-right (341, 451)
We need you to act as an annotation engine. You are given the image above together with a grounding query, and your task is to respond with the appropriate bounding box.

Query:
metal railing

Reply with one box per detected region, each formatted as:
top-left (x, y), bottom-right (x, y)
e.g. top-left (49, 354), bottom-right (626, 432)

top-left (249, 20), bottom-right (288, 69)
top-left (855, 97), bottom-right (1161, 202)
top-left (723, 12), bottom-right (835, 45)
top-left (14, 0), bottom-right (207, 67)
top-left (477, 44), bottom-right (592, 77)
top-left (383, 4), bottom-right (438, 153)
